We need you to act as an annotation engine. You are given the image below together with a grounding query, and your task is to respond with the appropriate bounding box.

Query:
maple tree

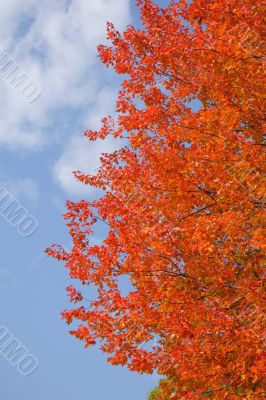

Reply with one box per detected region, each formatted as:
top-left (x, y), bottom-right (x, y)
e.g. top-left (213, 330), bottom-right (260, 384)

top-left (47, 0), bottom-right (266, 398)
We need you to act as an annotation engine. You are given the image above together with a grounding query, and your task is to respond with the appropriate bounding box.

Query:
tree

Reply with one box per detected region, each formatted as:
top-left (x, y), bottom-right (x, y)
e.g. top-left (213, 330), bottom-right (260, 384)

top-left (47, 0), bottom-right (265, 398)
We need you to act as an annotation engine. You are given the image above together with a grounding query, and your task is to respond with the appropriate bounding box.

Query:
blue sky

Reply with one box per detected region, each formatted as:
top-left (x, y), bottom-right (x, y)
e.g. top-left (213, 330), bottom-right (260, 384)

top-left (0, 1), bottom-right (164, 399)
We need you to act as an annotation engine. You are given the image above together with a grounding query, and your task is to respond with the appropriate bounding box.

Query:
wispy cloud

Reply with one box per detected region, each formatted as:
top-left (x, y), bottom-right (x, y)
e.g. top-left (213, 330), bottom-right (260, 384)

top-left (0, 0), bottom-right (130, 154)
top-left (0, 173), bottom-right (39, 203)
top-left (54, 87), bottom-right (123, 195)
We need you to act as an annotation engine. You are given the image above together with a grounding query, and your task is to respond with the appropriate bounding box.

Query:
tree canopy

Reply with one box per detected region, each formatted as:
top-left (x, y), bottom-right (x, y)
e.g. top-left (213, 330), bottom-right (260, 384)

top-left (47, 0), bottom-right (265, 398)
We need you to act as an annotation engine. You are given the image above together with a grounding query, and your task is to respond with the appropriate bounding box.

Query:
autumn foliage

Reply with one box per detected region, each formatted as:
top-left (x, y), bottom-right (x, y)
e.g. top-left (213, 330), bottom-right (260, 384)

top-left (47, 0), bottom-right (266, 398)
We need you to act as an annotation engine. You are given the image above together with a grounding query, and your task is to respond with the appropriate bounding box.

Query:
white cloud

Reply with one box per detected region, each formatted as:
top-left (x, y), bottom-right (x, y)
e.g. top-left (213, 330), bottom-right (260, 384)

top-left (0, 174), bottom-right (39, 203)
top-left (54, 134), bottom-right (118, 196)
top-left (10, 178), bottom-right (40, 202)
top-left (53, 79), bottom-right (123, 195)
top-left (0, 0), bottom-right (131, 151)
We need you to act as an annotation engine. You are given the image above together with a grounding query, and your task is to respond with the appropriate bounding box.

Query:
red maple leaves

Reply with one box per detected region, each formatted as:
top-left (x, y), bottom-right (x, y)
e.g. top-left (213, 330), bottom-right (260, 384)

top-left (47, 1), bottom-right (265, 398)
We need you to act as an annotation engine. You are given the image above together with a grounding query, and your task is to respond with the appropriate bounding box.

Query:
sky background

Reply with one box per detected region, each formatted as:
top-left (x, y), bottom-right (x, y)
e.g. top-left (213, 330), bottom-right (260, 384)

top-left (0, 1), bottom-right (169, 398)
